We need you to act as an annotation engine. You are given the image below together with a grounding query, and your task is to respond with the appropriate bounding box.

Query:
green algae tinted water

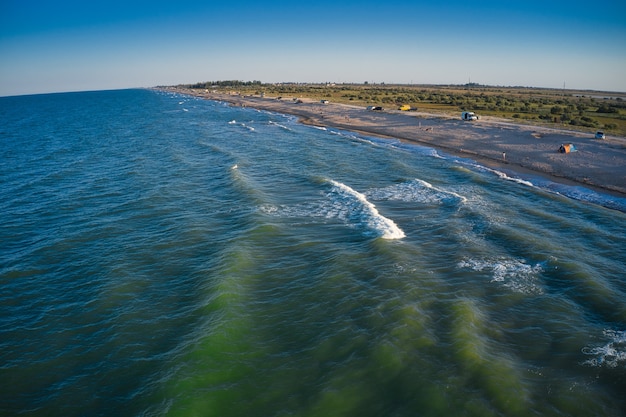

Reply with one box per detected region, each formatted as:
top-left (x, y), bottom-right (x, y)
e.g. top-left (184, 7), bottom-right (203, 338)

top-left (1, 89), bottom-right (625, 416)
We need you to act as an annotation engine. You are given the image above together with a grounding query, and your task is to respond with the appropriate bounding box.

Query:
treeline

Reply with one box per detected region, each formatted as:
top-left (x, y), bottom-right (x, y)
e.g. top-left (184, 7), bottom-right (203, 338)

top-left (185, 80), bottom-right (263, 89)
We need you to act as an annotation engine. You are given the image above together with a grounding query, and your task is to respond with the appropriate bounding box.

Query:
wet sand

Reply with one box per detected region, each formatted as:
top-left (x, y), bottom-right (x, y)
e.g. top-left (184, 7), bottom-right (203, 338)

top-left (169, 88), bottom-right (626, 196)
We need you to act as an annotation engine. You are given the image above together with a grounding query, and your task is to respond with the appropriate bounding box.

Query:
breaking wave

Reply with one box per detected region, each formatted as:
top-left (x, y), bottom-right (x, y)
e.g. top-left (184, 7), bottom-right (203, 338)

top-left (326, 180), bottom-right (405, 239)
top-left (260, 179), bottom-right (405, 239)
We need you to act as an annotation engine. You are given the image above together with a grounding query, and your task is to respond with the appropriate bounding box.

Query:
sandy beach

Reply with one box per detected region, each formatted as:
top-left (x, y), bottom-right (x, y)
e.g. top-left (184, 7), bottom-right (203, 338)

top-left (170, 88), bottom-right (626, 197)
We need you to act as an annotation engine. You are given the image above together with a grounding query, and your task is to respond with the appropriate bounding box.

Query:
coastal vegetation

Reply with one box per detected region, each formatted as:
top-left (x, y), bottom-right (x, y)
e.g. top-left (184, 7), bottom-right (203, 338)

top-left (181, 81), bottom-right (626, 137)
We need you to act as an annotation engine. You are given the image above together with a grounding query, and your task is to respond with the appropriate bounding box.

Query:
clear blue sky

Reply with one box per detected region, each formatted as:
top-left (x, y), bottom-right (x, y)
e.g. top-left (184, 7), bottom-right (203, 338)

top-left (1, 0), bottom-right (625, 96)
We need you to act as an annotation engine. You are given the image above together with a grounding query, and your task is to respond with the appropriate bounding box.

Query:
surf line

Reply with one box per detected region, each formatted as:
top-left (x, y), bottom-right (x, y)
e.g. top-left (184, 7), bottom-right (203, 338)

top-left (413, 178), bottom-right (468, 204)
top-left (328, 179), bottom-right (405, 240)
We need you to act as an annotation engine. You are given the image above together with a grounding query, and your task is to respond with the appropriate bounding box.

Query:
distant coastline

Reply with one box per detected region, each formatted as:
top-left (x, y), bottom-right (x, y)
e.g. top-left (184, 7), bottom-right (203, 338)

top-left (161, 86), bottom-right (626, 197)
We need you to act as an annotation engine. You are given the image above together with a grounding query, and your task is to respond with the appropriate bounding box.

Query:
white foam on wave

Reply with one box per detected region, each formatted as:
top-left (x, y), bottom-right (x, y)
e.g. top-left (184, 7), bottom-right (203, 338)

top-left (321, 127), bottom-right (379, 147)
top-left (430, 149), bottom-right (446, 159)
top-left (326, 180), bottom-right (405, 239)
top-left (367, 179), bottom-right (467, 205)
top-left (582, 329), bottom-right (626, 368)
top-left (227, 119), bottom-right (255, 132)
top-left (456, 158), bottom-right (626, 212)
top-left (259, 180), bottom-right (405, 240)
top-left (547, 183), bottom-right (626, 213)
top-left (493, 169), bottom-right (534, 187)
top-left (259, 203), bottom-right (320, 224)
top-left (464, 162), bottom-right (535, 187)
top-left (458, 257), bottom-right (544, 294)
top-left (268, 120), bottom-right (293, 131)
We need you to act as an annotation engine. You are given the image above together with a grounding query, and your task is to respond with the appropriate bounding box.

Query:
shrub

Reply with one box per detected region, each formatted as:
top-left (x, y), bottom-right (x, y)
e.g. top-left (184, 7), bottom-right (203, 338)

top-left (596, 104), bottom-right (618, 113)
top-left (550, 105), bottom-right (563, 114)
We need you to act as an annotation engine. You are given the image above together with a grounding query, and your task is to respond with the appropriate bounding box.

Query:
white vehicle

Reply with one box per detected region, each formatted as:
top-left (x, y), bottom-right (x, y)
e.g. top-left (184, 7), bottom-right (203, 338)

top-left (461, 111), bottom-right (479, 121)
top-left (595, 130), bottom-right (606, 139)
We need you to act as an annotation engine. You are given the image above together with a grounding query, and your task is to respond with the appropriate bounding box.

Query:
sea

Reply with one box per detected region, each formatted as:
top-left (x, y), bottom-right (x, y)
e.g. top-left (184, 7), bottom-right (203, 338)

top-left (1, 89), bottom-right (625, 417)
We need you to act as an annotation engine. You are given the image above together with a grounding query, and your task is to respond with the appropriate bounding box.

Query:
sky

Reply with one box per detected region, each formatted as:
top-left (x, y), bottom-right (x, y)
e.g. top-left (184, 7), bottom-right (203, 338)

top-left (1, 0), bottom-right (625, 96)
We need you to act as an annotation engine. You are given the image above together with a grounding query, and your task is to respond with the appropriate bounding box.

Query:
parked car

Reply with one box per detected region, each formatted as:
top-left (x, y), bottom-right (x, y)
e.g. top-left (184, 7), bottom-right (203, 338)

top-left (595, 130), bottom-right (606, 139)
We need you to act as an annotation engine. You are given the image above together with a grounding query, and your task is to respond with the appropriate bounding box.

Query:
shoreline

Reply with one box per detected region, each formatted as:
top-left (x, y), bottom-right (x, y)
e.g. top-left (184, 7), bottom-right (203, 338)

top-left (163, 87), bottom-right (626, 198)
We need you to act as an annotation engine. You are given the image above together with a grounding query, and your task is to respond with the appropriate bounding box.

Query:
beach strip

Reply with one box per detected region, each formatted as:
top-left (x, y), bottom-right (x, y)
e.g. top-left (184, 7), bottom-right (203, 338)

top-left (166, 87), bottom-right (626, 197)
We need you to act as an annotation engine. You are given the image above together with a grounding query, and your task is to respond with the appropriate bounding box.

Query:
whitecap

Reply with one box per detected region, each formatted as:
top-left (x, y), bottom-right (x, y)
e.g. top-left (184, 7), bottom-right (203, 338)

top-left (228, 120), bottom-right (255, 132)
top-left (326, 180), bottom-right (405, 239)
top-left (259, 180), bottom-right (406, 240)
top-left (259, 204), bottom-right (279, 215)
top-left (367, 179), bottom-right (467, 205)
top-left (268, 121), bottom-right (293, 131)
top-left (468, 163), bottom-right (535, 187)
top-left (492, 169), bottom-right (534, 187)
top-left (582, 329), bottom-right (626, 368)
top-left (457, 257), bottom-right (544, 294)
top-left (431, 149), bottom-right (446, 159)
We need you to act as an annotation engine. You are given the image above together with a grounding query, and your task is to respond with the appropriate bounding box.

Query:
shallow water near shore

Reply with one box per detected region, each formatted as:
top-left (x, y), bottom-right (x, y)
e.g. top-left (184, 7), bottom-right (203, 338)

top-left (1, 89), bottom-right (625, 416)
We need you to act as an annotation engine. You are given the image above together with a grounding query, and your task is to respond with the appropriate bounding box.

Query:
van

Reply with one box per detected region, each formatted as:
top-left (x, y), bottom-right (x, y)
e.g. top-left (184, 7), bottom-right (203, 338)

top-left (461, 111), bottom-right (478, 121)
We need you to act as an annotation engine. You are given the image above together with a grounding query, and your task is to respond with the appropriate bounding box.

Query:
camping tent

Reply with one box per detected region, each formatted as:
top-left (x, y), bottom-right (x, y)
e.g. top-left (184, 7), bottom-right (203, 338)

top-left (559, 143), bottom-right (577, 153)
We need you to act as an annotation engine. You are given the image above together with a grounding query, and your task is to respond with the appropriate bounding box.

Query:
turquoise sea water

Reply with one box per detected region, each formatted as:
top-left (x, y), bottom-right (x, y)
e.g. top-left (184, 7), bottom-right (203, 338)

top-left (1, 89), bottom-right (625, 416)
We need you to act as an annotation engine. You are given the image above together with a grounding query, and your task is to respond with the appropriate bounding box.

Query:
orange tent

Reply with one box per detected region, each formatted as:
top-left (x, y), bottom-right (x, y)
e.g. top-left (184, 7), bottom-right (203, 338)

top-left (559, 143), bottom-right (577, 153)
